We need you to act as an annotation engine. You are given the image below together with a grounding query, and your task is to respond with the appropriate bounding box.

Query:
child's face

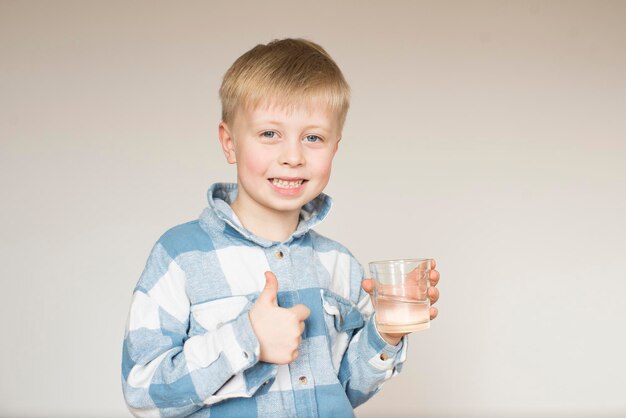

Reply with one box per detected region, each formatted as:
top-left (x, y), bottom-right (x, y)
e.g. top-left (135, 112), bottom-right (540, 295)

top-left (219, 101), bottom-right (341, 219)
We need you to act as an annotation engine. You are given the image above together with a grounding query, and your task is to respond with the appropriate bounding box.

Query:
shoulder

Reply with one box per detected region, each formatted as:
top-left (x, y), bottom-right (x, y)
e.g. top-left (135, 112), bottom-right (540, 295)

top-left (307, 230), bottom-right (365, 303)
top-left (307, 230), bottom-right (363, 277)
top-left (156, 220), bottom-right (215, 260)
top-left (308, 229), bottom-right (357, 259)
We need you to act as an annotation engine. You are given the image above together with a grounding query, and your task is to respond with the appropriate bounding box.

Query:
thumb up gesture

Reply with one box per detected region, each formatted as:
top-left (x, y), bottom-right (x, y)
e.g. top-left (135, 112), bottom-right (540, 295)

top-left (249, 271), bottom-right (311, 364)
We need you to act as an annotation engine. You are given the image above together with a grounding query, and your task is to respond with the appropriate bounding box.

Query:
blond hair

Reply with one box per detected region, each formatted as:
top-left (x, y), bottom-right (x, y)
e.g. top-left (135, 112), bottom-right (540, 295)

top-left (219, 38), bottom-right (351, 129)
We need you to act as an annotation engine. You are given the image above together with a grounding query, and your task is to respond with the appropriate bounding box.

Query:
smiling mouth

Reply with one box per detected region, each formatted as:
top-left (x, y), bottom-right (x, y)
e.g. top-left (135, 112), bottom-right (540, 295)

top-left (269, 178), bottom-right (306, 189)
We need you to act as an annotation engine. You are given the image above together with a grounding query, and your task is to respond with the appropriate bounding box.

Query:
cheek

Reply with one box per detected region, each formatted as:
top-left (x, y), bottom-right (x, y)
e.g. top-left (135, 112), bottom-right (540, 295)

top-left (311, 153), bottom-right (335, 179)
top-left (237, 148), bottom-right (271, 178)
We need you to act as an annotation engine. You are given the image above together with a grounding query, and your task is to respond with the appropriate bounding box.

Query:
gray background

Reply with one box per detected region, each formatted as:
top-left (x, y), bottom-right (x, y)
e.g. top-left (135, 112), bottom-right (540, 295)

top-left (1, 1), bottom-right (625, 417)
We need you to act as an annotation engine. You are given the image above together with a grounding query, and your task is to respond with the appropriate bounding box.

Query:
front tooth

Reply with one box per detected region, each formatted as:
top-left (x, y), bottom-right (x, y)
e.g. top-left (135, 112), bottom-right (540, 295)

top-left (273, 179), bottom-right (302, 188)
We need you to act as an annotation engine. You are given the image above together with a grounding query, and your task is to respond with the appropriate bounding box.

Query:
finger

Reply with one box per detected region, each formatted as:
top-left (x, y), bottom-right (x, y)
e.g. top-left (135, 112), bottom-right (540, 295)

top-left (361, 278), bottom-right (374, 294)
top-left (430, 306), bottom-right (438, 320)
top-left (430, 259), bottom-right (437, 269)
top-left (289, 304), bottom-right (311, 321)
top-left (258, 271), bottom-right (279, 305)
top-left (428, 287), bottom-right (439, 304)
top-left (429, 269), bottom-right (440, 286)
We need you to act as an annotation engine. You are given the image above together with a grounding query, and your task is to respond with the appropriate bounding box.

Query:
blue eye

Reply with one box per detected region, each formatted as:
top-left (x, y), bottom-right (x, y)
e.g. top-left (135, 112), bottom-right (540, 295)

top-left (262, 131), bottom-right (276, 139)
top-left (304, 135), bottom-right (322, 143)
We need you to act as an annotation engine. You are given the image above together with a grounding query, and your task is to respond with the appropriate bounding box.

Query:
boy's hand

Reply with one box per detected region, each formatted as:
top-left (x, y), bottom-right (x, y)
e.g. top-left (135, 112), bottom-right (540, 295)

top-left (249, 271), bottom-right (310, 364)
top-left (361, 259), bottom-right (440, 346)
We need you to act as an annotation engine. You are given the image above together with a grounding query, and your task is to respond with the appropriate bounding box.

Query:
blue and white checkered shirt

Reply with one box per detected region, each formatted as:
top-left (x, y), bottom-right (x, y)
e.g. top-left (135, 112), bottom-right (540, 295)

top-left (122, 183), bottom-right (407, 417)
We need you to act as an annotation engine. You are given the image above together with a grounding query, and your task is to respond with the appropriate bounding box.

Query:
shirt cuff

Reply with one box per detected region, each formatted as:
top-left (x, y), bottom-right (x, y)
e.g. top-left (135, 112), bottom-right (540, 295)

top-left (202, 310), bottom-right (277, 405)
top-left (218, 309), bottom-right (261, 372)
top-left (367, 314), bottom-right (405, 353)
top-left (364, 315), bottom-right (408, 372)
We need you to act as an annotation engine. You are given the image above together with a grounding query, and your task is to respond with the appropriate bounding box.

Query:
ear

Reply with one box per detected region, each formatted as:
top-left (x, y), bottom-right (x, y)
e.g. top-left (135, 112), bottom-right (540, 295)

top-left (218, 122), bottom-right (237, 164)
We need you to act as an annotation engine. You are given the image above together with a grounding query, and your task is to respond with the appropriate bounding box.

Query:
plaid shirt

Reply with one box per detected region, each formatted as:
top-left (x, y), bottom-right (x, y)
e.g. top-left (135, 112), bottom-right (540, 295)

top-left (122, 183), bottom-right (407, 417)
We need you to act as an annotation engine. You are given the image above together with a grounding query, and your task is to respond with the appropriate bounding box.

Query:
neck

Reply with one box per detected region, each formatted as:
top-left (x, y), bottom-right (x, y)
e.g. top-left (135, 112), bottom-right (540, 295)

top-left (230, 198), bottom-right (300, 243)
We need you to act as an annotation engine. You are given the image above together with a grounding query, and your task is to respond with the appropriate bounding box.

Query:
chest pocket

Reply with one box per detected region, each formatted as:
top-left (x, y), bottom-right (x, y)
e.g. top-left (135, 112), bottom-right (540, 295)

top-left (190, 295), bottom-right (253, 335)
top-left (320, 289), bottom-right (364, 373)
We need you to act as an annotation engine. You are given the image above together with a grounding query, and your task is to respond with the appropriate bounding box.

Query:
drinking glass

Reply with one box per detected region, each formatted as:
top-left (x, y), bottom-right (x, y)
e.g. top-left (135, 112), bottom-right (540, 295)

top-left (368, 259), bottom-right (432, 333)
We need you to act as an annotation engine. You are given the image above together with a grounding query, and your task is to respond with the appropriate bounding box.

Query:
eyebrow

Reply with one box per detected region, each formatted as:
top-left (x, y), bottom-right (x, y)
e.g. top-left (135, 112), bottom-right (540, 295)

top-left (251, 119), bottom-right (332, 132)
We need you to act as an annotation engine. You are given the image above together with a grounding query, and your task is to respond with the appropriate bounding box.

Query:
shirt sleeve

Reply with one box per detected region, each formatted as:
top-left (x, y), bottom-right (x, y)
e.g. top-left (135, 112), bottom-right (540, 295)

top-left (121, 241), bottom-right (276, 417)
top-left (337, 260), bottom-right (409, 407)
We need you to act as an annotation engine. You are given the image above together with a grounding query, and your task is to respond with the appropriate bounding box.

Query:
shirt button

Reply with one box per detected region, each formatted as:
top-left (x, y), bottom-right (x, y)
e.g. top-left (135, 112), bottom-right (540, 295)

top-left (298, 375), bottom-right (308, 385)
top-left (379, 352), bottom-right (389, 361)
top-left (275, 250), bottom-right (284, 259)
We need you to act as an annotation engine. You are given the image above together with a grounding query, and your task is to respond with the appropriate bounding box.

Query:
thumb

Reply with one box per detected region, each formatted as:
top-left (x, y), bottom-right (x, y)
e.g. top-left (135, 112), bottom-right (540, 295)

top-left (258, 271), bottom-right (279, 305)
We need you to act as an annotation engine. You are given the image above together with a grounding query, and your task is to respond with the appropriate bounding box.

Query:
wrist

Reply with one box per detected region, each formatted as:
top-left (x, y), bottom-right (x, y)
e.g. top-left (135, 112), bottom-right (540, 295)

top-left (371, 315), bottom-right (404, 346)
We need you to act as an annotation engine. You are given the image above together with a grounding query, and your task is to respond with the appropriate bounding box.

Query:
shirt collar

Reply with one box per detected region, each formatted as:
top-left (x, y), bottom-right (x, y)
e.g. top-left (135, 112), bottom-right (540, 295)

top-left (201, 182), bottom-right (332, 247)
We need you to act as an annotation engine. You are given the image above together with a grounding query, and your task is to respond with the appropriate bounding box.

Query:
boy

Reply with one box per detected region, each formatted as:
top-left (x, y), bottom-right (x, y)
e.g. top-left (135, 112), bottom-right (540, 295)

top-left (122, 38), bottom-right (440, 417)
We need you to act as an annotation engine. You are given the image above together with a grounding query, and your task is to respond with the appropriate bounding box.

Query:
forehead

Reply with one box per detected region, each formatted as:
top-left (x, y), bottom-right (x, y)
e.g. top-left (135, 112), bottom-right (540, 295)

top-left (238, 99), bottom-right (340, 129)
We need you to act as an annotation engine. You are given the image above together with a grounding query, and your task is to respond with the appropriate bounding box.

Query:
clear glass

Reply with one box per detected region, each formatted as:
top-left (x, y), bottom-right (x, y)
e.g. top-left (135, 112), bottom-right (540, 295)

top-left (368, 259), bottom-right (432, 333)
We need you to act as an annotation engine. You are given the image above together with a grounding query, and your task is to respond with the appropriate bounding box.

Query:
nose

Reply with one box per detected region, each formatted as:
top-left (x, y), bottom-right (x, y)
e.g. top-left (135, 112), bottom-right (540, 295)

top-left (279, 139), bottom-right (305, 167)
